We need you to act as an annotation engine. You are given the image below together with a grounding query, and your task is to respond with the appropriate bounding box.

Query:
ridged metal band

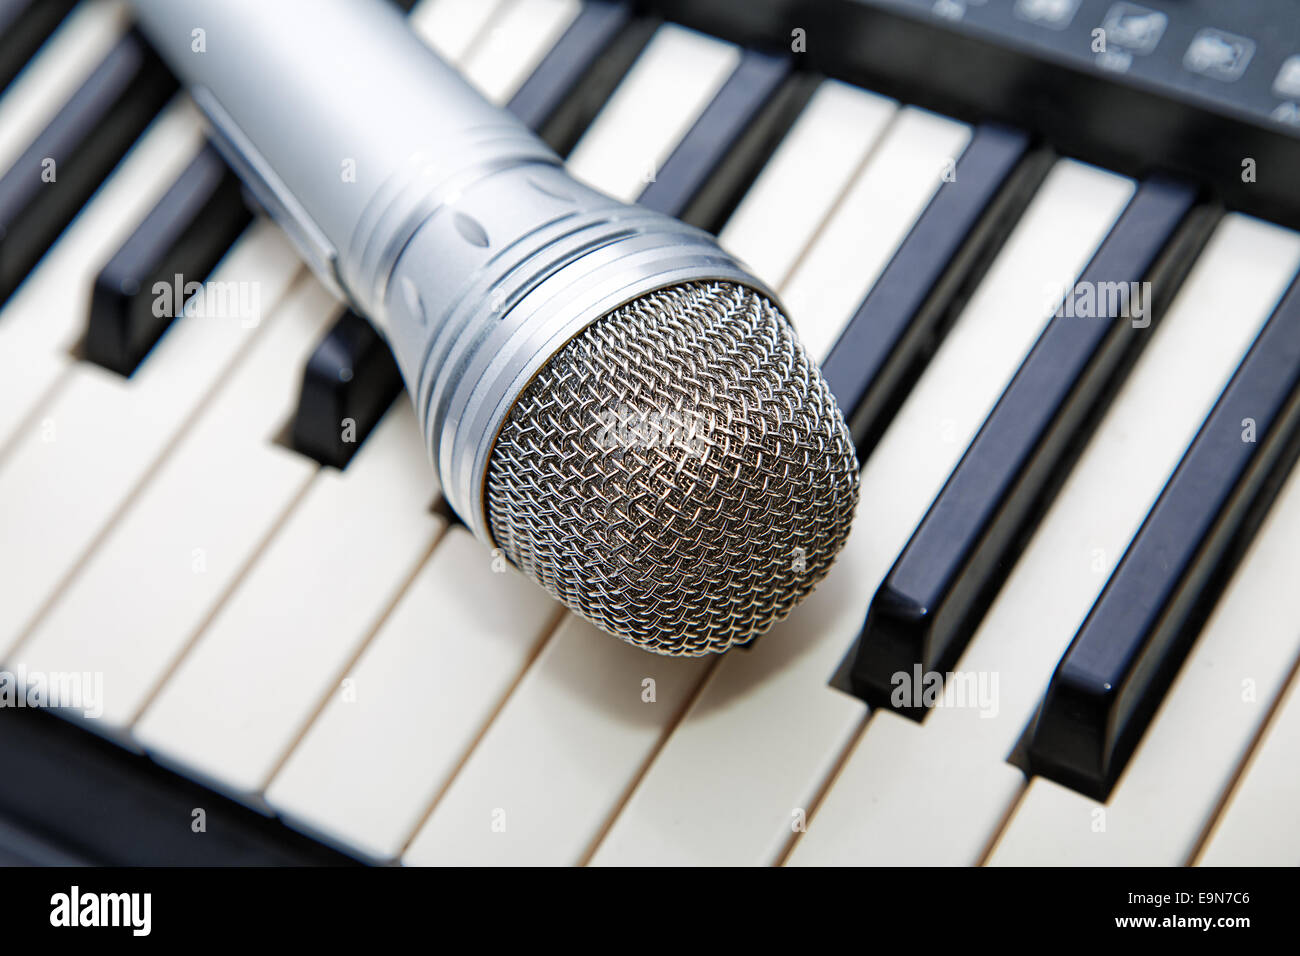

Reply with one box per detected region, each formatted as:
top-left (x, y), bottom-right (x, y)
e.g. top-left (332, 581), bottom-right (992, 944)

top-left (342, 125), bottom-right (556, 325)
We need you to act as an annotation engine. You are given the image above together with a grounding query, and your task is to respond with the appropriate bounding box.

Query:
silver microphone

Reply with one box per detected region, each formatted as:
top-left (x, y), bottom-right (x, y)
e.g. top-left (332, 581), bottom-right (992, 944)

top-left (130, 0), bottom-right (860, 655)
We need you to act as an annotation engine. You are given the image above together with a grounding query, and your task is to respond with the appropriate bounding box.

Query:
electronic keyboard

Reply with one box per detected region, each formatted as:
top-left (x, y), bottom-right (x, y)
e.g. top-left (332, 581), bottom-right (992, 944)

top-left (0, 0), bottom-right (1297, 866)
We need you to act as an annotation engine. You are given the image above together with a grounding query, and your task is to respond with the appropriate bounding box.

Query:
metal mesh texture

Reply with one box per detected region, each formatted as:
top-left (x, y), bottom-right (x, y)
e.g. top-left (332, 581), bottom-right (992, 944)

top-left (486, 281), bottom-right (860, 655)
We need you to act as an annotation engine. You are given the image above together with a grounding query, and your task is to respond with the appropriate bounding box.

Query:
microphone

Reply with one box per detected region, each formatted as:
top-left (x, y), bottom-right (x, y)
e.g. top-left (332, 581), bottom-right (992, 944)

top-left (130, 0), bottom-right (860, 655)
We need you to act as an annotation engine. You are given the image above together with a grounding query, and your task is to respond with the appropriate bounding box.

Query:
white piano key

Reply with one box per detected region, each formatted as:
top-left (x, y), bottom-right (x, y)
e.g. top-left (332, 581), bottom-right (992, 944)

top-left (1198, 663), bottom-right (1300, 866)
top-left (986, 458), bottom-right (1300, 866)
top-left (409, 0), bottom-right (507, 64)
top-left (266, 527), bottom-right (559, 862)
top-left (787, 213), bottom-right (1300, 867)
top-left (0, 0), bottom-right (129, 176)
top-left (132, 401), bottom-right (444, 800)
top-left (591, 159), bottom-right (1131, 867)
top-left (565, 24), bottom-right (740, 203)
top-left (402, 615), bottom-right (712, 866)
top-left (460, 0), bottom-right (581, 105)
top-left (11, 277), bottom-right (341, 732)
top-left (0, 219), bottom-right (301, 659)
top-left (781, 107), bottom-right (973, 361)
top-left (0, 98), bottom-right (205, 451)
top-left (717, 80), bottom-right (896, 290)
top-left (589, 506), bottom-right (871, 867)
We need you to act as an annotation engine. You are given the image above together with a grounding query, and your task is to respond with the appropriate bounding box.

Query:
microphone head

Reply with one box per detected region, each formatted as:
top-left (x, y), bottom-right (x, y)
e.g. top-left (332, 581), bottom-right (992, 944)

top-left (485, 281), bottom-right (859, 655)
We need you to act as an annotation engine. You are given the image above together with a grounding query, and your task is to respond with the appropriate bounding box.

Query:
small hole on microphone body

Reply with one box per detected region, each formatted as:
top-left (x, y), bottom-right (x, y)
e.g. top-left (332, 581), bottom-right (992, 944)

top-left (453, 211), bottom-right (490, 248)
top-left (400, 275), bottom-right (426, 327)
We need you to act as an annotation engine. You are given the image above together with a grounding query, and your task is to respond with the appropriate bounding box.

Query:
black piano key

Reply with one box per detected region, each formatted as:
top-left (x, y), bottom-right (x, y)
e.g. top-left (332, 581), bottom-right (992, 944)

top-left (822, 124), bottom-right (1047, 458)
top-left (677, 70), bottom-right (818, 234)
top-left (0, 0), bottom-right (79, 97)
top-left (0, 30), bottom-right (177, 308)
top-left (1028, 276), bottom-right (1300, 800)
top-left (532, 10), bottom-right (660, 156)
top-left (0, 706), bottom-right (358, 865)
top-left (84, 144), bottom-right (253, 377)
top-left (850, 177), bottom-right (1212, 714)
top-left (291, 310), bottom-right (404, 469)
top-left (507, 0), bottom-right (632, 134)
top-left (636, 48), bottom-right (790, 220)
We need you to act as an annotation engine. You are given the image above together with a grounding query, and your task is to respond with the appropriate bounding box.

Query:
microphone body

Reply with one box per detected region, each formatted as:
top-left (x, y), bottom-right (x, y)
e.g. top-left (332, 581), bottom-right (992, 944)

top-left (131, 0), bottom-right (763, 544)
top-left (130, 0), bottom-right (860, 656)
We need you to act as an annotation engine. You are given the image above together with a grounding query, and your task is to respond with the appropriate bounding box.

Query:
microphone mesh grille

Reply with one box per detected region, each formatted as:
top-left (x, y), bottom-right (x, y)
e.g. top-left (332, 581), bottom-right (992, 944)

top-left (486, 282), bottom-right (860, 655)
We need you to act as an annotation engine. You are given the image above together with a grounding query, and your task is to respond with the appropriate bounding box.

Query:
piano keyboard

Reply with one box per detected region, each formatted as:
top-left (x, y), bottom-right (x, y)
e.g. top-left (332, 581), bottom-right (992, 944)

top-left (0, 0), bottom-right (1298, 867)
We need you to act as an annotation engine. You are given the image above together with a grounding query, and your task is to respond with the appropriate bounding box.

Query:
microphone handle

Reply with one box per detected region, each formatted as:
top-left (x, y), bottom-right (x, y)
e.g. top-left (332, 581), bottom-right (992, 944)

top-left (130, 0), bottom-right (553, 320)
top-left (130, 0), bottom-right (769, 544)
